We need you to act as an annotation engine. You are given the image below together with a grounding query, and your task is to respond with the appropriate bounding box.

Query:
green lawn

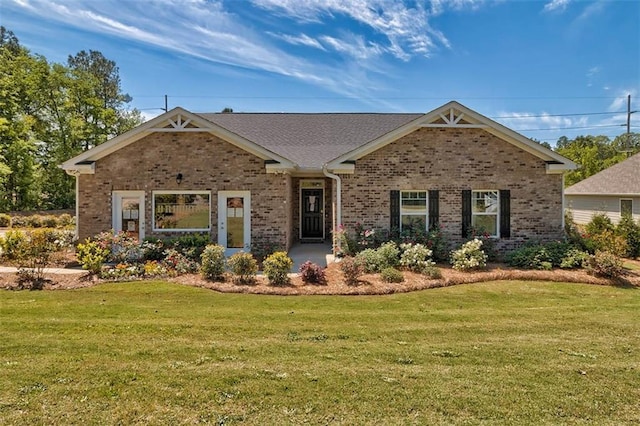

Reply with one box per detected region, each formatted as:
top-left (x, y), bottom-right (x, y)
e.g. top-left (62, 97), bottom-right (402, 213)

top-left (1, 281), bottom-right (639, 425)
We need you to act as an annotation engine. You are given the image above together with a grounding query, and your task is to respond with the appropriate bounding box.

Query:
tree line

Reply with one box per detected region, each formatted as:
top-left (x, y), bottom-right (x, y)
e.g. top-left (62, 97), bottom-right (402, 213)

top-left (0, 27), bottom-right (142, 212)
top-left (1, 26), bottom-right (638, 212)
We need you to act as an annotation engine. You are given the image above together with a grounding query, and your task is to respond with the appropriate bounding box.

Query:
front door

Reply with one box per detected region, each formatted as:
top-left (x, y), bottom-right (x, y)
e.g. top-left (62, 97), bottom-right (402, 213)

top-left (301, 188), bottom-right (324, 240)
top-left (112, 191), bottom-right (145, 240)
top-left (218, 191), bottom-right (251, 255)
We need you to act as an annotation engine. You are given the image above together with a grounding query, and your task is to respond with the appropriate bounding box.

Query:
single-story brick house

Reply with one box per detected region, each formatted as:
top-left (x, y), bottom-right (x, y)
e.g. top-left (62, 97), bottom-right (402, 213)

top-left (61, 101), bottom-right (576, 254)
top-left (565, 151), bottom-right (640, 225)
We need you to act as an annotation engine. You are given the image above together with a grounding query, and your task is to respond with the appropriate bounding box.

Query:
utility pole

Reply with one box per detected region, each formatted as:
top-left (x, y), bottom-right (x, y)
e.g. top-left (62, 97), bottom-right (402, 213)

top-left (164, 94), bottom-right (168, 112)
top-left (621, 94), bottom-right (636, 157)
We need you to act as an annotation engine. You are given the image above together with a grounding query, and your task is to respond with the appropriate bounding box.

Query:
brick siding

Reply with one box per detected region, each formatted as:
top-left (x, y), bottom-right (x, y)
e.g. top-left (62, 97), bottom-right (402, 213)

top-left (77, 132), bottom-right (290, 248)
top-left (340, 127), bottom-right (564, 251)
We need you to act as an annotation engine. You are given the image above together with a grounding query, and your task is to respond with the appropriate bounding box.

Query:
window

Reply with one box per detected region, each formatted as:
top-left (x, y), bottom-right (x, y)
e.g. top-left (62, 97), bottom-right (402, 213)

top-left (400, 191), bottom-right (428, 231)
top-left (621, 199), bottom-right (633, 216)
top-left (153, 191), bottom-right (211, 231)
top-left (472, 190), bottom-right (499, 236)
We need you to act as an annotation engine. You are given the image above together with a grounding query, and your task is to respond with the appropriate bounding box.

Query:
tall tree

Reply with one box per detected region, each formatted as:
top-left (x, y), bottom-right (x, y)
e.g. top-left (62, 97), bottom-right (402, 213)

top-left (555, 134), bottom-right (632, 187)
top-left (0, 27), bottom-right (143, 211)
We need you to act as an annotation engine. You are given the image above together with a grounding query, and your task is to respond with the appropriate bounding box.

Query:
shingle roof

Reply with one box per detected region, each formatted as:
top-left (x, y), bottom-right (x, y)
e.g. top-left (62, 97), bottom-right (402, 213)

top-left (565, 151), bottom-right (640, 195)
top-left (198, 113), bottom-right (422, 169)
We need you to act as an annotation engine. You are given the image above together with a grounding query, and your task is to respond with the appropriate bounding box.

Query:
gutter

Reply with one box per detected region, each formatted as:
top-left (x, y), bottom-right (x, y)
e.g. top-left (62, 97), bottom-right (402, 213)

top-left (322, 165), bottom-right (342, 254)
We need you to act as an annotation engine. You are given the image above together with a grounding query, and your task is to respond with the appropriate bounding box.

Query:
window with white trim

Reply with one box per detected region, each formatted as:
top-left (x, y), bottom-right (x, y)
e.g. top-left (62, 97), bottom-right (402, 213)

top-left (472, 190), bottom-right (499, 236)
top-left (153, 191), bottom-right (211, 231)
top-left (621, 199), bottom-right (633, 216)
top-left (400, 191), bottom-right (428, 231)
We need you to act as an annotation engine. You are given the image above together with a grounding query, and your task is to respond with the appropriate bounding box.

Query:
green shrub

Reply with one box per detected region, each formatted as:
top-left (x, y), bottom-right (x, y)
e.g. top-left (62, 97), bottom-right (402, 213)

top-left (340, 256), bottom-right (363, 285)
top-left (423, 265), bottom-right (442, 279)
top-left (380, 267), bottom-right (404, 283)
top-left (263, 251), bottom-right (293, 286)
top-left (169, 233), bottom-right (210, 262)
top-left (377, 241), bottom-right (400, 268)
top-left (450, 238), bottom-right (487, 271)
top-left (559, 248), bottom-right (590, 269)
top-left (10, 216), bottom-right (26, 228)
top-left (0, 213), bottom-right (11, 227)
top-left (76, 239), bottom-right (110, 275)
top-left (0, 229), bottom-right (28, 260)
top-left (227, 251), bottom-right (258, 284)
top-left (355, 242), bottom-right (399, 273)
top-left (140, 238), bottom-right (166, 261)
top-left (25, 215), bottom-right (43, 228)
top-left (585, 213), bottom-right (614, 236)
top-left (13, 229), bottom-right (67, 288)
top-left (200, 244), bottom-right (226, 281)
top-left (591, 230), bottom-right (628, 257)
top-left (587, 250), bottom-right (624, 278)
top-left (299, 261), bottom-right (326, 284)
top-left (58, 213), bottom-right (74, 227)
top-left (616, 214), bottom-right (640, 258)
top-left (41, 215), bottom-right (58, 228)
top-left (399, 243), bottom-right (435, 273)
top-left (251, 236), bottom-right (284, 265)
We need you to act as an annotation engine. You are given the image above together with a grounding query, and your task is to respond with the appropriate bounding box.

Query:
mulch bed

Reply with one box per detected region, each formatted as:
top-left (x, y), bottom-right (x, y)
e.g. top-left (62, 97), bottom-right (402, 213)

top-left (2, 261), bottom-right (639, 294)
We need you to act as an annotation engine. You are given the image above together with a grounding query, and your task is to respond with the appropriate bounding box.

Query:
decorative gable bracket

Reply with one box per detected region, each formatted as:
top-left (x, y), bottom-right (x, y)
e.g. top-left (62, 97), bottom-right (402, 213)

top-left (150, 113), bottom-right (208, 132)
top-left (421, 107), bottom-right (488, 129)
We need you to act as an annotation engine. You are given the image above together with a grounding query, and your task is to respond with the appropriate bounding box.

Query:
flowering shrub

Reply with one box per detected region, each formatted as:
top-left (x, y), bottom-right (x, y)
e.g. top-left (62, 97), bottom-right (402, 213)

top-left (93, 230), bottom-right (141, 263)
top-left (163, 248), bottom-right (199, 275)
top-left (560, 248), bottom-right (590, 269)
top-left (200, 244), bottom-right (226, 281)
top-left (142, 260), bottom-right (169, 277)
top-left (140, 239), bottom-right (166, 262)
top-left (262, 251), bottom-right (293, 286)
top-left (391, 225), bottom-right (447, 262)
top-left (299, 261), bottom-right (326, 285)
top-left (450, 238), bottom-right (487, 271)
top-left (227, 251), bottom-right (258, 284)
top-left (101, 262), bottom-right (144, 280)
top-left (0, 213), bottom-right (11, 227)
top-left (340, 256), bottom-right (363, 285)
top-left (399, 243), bottom-right (435, 273)
top-left (380, 267), bottom-right (404, 283)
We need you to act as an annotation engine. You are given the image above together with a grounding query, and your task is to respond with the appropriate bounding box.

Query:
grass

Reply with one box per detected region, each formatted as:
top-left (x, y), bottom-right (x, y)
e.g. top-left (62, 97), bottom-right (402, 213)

top-left (1, 281), bottom-right (639, 425)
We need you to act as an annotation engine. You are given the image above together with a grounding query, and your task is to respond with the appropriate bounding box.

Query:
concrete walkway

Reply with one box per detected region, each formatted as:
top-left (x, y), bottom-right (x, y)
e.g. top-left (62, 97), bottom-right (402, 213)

top-left (287, 242), bottom-right (334, 272)
top-left (0, 266), bottom-right (85, 275)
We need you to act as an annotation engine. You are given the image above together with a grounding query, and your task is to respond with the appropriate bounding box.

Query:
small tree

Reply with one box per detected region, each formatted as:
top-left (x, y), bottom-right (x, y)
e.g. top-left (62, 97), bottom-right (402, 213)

top-left (200, 244), bottom-right (226, 281)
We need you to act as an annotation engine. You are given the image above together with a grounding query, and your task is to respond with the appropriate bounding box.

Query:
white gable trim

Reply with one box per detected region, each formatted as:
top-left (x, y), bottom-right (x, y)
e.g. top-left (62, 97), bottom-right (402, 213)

top-left (326, 101), bottom-right (577, 174)
top-left (60, 107), bottom-right (296, 174)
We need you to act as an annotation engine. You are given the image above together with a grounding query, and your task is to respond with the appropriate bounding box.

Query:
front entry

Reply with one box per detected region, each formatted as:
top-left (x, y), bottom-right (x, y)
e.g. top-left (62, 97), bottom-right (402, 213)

top-left (218, 191), bottom-right (251, 255)
top-left (112, 191), bottom-right (145, 240)
top-left (300, 182), bottom-right (324, 241)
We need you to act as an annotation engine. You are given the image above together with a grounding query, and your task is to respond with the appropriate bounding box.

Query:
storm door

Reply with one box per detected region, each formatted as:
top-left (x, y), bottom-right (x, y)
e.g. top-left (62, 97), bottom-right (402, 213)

top-left (300, 181), bottom-right (324, 240)
top-left (217, 191), bottom-right (251, 255)
top-left (112, 191), bottom-right (145, 240)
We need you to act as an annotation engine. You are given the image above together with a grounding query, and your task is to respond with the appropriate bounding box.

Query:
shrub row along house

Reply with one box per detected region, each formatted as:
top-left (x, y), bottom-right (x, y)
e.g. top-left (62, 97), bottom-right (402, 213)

top-left (61, 101), bottom-right (577, 255)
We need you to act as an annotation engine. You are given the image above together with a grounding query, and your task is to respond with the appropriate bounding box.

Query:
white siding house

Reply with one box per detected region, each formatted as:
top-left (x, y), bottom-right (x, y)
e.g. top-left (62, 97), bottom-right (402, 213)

top-left (565, 152), bottom-right (640, 225)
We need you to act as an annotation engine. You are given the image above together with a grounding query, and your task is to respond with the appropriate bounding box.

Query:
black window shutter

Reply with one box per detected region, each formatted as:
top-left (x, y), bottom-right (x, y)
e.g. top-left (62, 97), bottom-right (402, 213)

top-left (462, 190), bottom-right (472, 238)
top-left (390, 190), bottom-right (400, 230)
top-left (500, 189), bottom-right (511, 238)
top-left (428, 190), bottom-right (439, 230)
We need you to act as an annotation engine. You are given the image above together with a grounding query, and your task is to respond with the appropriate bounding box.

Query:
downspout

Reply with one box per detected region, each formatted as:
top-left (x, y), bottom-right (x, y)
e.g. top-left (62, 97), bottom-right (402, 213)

top-left (75, 174), bottom-right (80, 240)
top-left (322, 165), bottom-right (341, 254)
top-left (561, 173), bottom-right (566, 232)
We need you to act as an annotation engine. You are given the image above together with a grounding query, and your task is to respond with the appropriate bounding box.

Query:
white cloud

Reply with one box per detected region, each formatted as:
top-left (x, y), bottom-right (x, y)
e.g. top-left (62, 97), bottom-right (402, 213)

top-left (251, 0), bottom-right (456, 60)
top-left (495, 111), bottom-right (585, 132)
top-left (268, 32), bottom-right (326, 50)
top-left (543, 0), bottom-right (571, 13)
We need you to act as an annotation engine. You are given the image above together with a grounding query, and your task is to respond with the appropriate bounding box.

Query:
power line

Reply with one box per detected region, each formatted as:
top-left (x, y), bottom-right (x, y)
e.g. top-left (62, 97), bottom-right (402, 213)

top-left (492, 111), bottom-right (624, 119)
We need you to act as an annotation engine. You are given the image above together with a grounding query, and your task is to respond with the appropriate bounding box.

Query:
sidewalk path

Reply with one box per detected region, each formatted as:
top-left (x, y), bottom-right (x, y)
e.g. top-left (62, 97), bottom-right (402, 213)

top-left (0, 266), bottom-right (86, 275)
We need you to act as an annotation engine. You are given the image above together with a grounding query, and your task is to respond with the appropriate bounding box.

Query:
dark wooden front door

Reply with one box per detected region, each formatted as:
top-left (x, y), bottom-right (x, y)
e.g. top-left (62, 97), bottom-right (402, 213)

top-left (301, 188), bottom-right (323, 239)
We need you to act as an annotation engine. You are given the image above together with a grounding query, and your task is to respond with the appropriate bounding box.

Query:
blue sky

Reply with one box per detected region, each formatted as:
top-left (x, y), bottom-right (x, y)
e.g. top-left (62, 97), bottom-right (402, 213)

top-left (2, 0), bottom-right (639, 145)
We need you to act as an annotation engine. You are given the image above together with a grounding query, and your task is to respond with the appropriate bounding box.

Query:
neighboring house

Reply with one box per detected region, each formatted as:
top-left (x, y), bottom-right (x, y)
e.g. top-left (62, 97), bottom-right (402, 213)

top-left (61, 101), bottom-right (576, 254)
top-left (565, 151), bottom-right (640, 225)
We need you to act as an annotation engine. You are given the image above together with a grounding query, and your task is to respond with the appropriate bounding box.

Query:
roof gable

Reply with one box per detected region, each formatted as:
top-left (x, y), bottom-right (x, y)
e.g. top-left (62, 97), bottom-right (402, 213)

top-left (326, 101), bottom-right (577, 174)
top-left (60, 107), bottom-right (295, 174)
top-left (565, 151), bottom-right (640, 195)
